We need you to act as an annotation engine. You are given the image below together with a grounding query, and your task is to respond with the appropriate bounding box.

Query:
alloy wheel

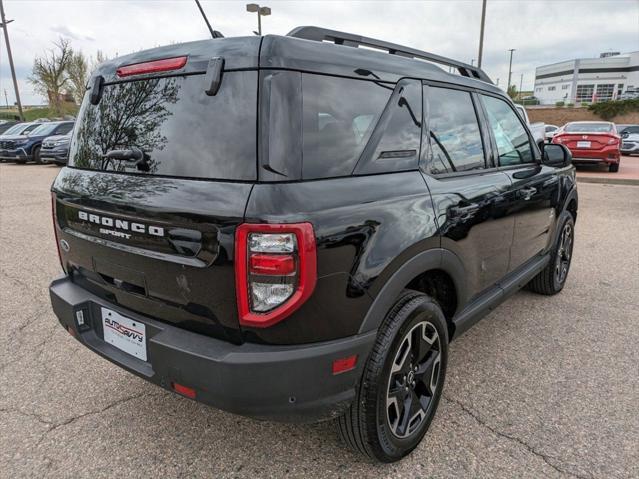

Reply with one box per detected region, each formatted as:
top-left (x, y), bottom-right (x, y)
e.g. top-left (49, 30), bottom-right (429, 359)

top-left (386, 321), bottom-right (442, 439)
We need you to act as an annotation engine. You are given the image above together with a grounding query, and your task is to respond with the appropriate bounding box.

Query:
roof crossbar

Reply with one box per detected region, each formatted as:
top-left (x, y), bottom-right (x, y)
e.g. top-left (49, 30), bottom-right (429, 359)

top-left (287, 26), bottom-right (492, 84)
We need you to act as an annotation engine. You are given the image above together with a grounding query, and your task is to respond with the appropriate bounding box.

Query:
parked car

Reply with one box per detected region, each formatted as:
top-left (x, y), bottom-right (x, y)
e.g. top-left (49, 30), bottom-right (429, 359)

top-left (514, 104), bottom-right (545, 149)
top-left (545, 124), bottom-right (559, 141)
top-left (0, 122), bottom-right (44, 161)
top-left (40, 131), bottom-right (73, 165)
top-left (0, 120), bottom-right (19, 135)
top-left (49, 27), bottom-right (577, 463)
top-left (618, 124), bottom-right (639, 155)
top-left (618, 88), bottom-right (639, 100)
top-left (552, 121), bottom-right (621, 172)
top-left (1, 120), bottom-right (74, 164)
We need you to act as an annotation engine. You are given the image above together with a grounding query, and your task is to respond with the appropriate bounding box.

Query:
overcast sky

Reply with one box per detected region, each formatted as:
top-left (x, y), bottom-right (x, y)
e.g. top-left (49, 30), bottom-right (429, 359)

top-left (1, 0), bottom-right (638, 105)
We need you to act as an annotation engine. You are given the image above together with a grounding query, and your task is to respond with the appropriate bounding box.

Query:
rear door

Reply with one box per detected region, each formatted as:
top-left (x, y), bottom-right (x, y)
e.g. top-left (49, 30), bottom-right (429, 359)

top-left (421, 85), bottom-right (514, 299)
top-left (478, 93), bottom-right (560, 271)
top-left (53, 40), bottom-right (260, 342)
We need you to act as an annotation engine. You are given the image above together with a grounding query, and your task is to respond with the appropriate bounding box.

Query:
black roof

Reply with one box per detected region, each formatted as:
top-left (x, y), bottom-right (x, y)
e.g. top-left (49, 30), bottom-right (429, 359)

top-left (92, 26), bottom-right (501, 95)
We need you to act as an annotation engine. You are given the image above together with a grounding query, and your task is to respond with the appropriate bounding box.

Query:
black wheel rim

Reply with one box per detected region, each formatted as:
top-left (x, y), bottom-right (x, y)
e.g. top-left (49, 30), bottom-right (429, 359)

top-left (555, 222), bottom-right (573, 285)
top-left (386, 321), bottom-right (441, 439)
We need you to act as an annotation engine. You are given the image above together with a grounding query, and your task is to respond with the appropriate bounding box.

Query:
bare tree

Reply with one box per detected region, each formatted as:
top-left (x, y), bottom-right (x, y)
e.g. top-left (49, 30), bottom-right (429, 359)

top-left (67, 49), bottom-right (89, 105)
top-left (29, 38), bottom-right (73, 114)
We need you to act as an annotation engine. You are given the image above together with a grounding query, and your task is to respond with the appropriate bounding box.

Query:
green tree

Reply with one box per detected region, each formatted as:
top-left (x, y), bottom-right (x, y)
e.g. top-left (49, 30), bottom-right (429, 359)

top-left (67, 50), bottom-right (89, 105)
top-left (29, 38), bottom-right (73, 115)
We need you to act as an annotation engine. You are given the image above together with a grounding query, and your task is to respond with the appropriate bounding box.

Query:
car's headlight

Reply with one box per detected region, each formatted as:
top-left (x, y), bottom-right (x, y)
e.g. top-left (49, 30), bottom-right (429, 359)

top-left (14, 140), bottom-right (28, 146)
top-left (54, 139), bottom-right (70, 146)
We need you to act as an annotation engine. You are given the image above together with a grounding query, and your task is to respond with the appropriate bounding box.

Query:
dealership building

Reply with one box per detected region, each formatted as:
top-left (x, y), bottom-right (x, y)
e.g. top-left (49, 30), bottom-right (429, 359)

top-left (533, 51), bottom-right (639, 105)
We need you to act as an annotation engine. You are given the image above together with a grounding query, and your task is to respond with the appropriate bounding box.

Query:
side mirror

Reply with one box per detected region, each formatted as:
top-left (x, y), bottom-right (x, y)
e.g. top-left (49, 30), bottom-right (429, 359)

top-left (543, 143), bottom-right (572, 167)
top-left (621, 131), bottom-right (629, 139)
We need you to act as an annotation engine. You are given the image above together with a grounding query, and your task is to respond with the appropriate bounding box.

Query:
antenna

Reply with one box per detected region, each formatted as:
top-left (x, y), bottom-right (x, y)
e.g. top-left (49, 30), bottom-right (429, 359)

top-left (194, 0), bottom-right (224, 39)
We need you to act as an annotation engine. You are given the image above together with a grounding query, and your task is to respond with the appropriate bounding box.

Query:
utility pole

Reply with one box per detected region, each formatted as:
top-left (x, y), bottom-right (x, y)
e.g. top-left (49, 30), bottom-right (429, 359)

top-left (519, 73), bottom-right (523, 98)
top-left (246, 4), bottom-right (271, 36)
top-left (477, 0), bottom-right (487, 68)
top-left (0, 0), bottom-right (24, 120)
top-left (507, 48), bottom-right (516, 91)
top-left (4, 88), bottom-right (8, 109)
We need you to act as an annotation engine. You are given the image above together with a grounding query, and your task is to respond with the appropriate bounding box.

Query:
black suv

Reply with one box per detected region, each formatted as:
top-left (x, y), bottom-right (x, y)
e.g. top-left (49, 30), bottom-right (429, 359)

top-left (49, 27), bottom-right (577, 462)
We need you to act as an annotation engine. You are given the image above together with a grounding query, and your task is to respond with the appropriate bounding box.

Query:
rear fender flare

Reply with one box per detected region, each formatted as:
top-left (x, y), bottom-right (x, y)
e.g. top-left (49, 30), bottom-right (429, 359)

top-left (357, 248), bottom-right (468, 334)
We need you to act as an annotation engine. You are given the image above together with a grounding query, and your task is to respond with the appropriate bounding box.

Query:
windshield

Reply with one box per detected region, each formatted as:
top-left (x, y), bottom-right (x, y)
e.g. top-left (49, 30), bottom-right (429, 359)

top-left (28, 123), bottom-right (58, 136)
top-left (564, 123), bottom-right (613, 133)
top-left (3, 123), bottom-right (35, 136)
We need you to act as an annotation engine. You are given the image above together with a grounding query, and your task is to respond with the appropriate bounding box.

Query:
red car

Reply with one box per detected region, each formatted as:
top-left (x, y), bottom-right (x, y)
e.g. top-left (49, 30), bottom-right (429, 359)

top-left (552, 121), bottom-right (621, 172)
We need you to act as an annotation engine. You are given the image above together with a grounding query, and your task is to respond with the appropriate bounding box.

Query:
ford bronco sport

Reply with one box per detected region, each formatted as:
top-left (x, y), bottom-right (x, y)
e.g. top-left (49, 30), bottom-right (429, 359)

top-left (49, 27), bottom-right (578, 462)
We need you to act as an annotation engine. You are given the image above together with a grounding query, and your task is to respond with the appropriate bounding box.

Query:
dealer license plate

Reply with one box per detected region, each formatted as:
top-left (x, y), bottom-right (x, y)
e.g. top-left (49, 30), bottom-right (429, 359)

top-left (576, 141), bottom-right (591, 148)
top-left (101, 307), bottom-right (147, 361)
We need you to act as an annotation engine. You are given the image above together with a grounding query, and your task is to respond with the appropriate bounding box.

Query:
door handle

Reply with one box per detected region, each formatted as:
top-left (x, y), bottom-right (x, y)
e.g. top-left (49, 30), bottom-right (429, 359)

top-left (519, 187), bottom-right (537, 200)
top-left (449, 203), bottom-right (480, 219)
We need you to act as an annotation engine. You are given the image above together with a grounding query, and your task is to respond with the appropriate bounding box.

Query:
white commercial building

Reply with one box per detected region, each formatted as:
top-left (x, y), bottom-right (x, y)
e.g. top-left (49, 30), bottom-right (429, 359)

top-left (533, 51), bottom-right (639, 105)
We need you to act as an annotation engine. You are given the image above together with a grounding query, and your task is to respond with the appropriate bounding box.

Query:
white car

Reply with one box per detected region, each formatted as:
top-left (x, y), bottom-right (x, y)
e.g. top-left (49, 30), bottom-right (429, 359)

top-left (619, 124), bottom-right (639, 155)
top-left (514, 104), bottom-right (545, 149)
top-left (545, 124), bottom-right (559, 141)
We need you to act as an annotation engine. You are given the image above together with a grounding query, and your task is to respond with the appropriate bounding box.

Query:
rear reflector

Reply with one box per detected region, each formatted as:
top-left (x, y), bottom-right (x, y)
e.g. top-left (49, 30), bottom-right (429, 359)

top-left (332, 355), bottom-right (358, 375)
top-left (116, 56), bottom-right (188, 77)
top-left (171, 382), bottom-right (197, 399)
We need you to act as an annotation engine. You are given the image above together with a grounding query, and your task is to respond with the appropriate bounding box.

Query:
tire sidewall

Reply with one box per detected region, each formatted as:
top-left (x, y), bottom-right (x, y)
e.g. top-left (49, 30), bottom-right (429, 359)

top-left (373, 296), bottom-right (449, 460)
top-left (551, 212), bottom-right (575, 292)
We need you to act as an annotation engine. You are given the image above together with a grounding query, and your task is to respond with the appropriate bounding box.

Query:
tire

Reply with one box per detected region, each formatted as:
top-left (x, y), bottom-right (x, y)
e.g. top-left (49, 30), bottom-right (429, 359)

top-left (337, 290), bottom-right (448, 462)
top-left (609, 162), bottom-right (619, 173)
top-left (33, 146), bottom-right (42, 164)
top-left (527, 212), bottom-right (575, 295)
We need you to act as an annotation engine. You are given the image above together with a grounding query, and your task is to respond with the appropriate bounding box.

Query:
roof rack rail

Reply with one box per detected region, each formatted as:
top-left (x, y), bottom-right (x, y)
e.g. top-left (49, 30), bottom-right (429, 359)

top-left (287, 26), bottom-right (492, 84)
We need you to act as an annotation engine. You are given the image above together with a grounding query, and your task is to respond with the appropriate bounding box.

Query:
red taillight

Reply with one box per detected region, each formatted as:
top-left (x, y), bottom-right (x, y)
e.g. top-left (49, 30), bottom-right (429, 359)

top-left (235, 223), bottom-right (317, 328)
top-left (171, 382), bottom-right (197, 399)
top-left (51, 192), bottom-right (64, 271)
top-left (249, 254), bottom-right (296, 276)
top-left (116, 56), bottom-right (188, 77)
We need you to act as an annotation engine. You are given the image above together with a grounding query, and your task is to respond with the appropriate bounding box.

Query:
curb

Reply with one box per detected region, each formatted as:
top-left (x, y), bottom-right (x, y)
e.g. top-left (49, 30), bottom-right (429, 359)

top-left (576, 176), bottom-right (639, 186)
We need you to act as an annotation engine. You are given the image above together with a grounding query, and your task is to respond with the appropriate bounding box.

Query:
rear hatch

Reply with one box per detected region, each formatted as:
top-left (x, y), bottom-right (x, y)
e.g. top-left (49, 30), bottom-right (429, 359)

top-left (558, 133), bottom-right (615, 151)
top-left (52, 38), bottom-right (260, 343)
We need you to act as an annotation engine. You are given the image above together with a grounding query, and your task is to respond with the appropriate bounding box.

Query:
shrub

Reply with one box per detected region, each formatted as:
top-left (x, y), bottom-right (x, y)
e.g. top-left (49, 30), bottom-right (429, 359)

top-left (555, 101), bottom-right (565, 107)
top-left (580, 102), bottom-right (590, 107)
top-left (566, 103), bottom-right (574, 108)
top-left (588, 98), bottom-right (639, 120)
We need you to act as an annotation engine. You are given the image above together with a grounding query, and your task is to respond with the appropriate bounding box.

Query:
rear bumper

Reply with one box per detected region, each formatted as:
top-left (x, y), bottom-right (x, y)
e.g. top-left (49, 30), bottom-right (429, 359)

top-left (569, 145), bottom-right (620, 165)
top-left (49, 275), bottom-right (375, 423)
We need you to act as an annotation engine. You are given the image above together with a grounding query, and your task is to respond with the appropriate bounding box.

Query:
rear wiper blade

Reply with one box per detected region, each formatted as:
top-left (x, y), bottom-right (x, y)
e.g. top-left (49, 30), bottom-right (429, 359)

top-left (104, 148), bottom-right (150, 171)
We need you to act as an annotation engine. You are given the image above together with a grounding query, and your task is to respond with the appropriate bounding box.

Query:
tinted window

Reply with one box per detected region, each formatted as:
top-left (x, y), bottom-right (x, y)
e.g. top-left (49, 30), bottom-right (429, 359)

top-left (359, 79), bottom-right (422, 173)
top-left (481, 95), bottom-right (534, 166)
top-left (428, 87), bottom-right (485, 174)
top-left (55, 123), bottom-right (74, 135)
top-left (302, 74), bottom-right (391, 178)
top-left (69, 72), bottom-right (257, 180)
top-left (564, 122), bottom-right (613, 133)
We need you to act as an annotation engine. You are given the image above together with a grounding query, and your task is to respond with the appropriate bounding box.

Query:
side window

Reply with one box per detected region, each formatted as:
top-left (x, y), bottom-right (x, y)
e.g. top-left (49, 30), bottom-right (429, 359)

top-left (355, 79), bottom-right (422, 174)
top-left (55, 123), bottom-right (74, 135)
top-left (427, 87), bottom-right (485, 174)
top-left (301, 75), bottom-right (391, 179)
top-left (480, 95), bottom-right (534, 166)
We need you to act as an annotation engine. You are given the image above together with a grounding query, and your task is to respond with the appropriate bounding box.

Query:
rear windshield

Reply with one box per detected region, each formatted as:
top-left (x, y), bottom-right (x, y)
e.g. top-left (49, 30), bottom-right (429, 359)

top-left (564, 123), bottom-right (613, 133)
top-left (69, 72), bottom-right (257, 180)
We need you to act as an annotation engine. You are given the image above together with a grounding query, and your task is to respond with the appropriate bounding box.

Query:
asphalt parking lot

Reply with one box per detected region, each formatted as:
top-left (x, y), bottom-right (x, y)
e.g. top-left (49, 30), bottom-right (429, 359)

top-left (1, 163), bottom-right (638, 478)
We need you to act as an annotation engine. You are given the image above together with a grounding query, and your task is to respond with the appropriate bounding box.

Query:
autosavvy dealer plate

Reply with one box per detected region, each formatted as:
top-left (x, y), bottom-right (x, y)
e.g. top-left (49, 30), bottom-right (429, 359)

top-left (577, 141), bottom-right (591, 148)
top-left (101, 307), bottom-right (147, 361)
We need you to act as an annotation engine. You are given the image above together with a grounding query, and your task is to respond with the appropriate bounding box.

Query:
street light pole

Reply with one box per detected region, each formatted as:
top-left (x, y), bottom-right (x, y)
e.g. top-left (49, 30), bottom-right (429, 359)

top-left (519, 73), bottom-right (523, 98)
top-left (507, 48), bottom-right (516, 91)
top-left (246, 3), bottom-right (271, 36)
top-left (0, 0), bottom-right (24, 120)
top-left (477, 0), bottom-right (487, 68)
